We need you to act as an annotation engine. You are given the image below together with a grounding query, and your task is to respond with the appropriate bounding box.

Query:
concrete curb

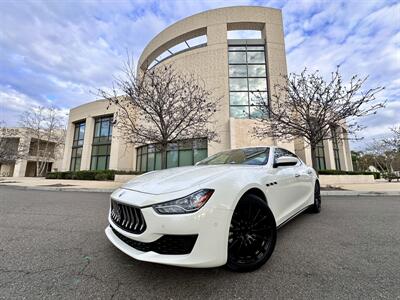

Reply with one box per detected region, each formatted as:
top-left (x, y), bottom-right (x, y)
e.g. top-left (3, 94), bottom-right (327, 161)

top-left (321, 191), bottom-right (400, 197)
top-left (2, 184), bottom-right (400, 196)
top-left (1, 185), bottom-right (115, 193)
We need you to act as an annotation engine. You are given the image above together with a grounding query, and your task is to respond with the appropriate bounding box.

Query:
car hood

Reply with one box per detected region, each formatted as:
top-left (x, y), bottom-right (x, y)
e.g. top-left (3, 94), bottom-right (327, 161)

top-left (122, 165), bottom-right (248, 195)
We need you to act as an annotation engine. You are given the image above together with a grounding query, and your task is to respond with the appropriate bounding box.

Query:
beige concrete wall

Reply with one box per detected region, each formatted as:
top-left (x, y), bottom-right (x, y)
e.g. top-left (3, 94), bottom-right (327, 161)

top-left (138, 6), bottom-right (283, 69)
top-left (319, 175), bottom-right (374, 185)
top-left (114, 174), bottom-right (137, 182)
top-left (62, 99), bottom-right (135, 171)
top-left (230, 118), bottom-right (275, 149)
top-left (0, 163), bottom-right (15, 177)
top-left (62, 100), bottom-right (111, 171)
top-left (109, 125), bottom-right (134, 171)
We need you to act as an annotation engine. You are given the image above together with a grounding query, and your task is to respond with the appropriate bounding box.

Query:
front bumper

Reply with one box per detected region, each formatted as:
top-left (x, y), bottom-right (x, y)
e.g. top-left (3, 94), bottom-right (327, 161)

top-left (105, 193), bottom-right (232, 268)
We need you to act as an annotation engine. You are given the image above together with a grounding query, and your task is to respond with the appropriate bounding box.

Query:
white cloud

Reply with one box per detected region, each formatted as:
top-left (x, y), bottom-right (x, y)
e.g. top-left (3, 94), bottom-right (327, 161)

top-left (282, 1), bottom-right (400, 148)
top-left (0, 85), bottom-right (41, 113)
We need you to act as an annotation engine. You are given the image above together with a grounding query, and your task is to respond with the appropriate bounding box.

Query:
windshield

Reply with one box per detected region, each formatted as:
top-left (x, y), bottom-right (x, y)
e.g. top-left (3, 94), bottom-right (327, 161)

top-left (197, 147), bottom-right (270, 166)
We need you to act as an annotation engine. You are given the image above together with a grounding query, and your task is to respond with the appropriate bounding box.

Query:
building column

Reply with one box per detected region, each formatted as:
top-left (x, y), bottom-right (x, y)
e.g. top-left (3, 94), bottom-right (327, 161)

top-left (13, 159), bottom-right (27, 177)
top-left (13, 134), bottom-right (31, 177)
top-left (61, 121), bottom-right (75, 171)
top-left (324, 139), bottom-right (336, 170)
top-left (80, 117), bottom-right (95, 170)
top-left (263, 15), bottom-right (287, 101)
top-left (337, 136), bottom-right (353, 172)
top-left (109, 131), bottom-right (134, 171)
top-left (344, 138), bottom-right (353, 171)
top-left (337, 140), bottom-right (348, 171)
top-left (206, 22), bottom-right (229, 156)
top-left (294, 138), bottom-right (313, 167)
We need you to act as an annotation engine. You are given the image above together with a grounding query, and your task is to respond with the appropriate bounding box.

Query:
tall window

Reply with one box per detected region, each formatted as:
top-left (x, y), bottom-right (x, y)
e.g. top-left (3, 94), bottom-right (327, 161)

top-left (90, 116), bottom-right (113, 170)
top-left (70, 121), bottom-right (85, 171)
top-left (136, 138), bottom-right (208, 172)
top-left (228, 43), bottom-right (268, 119)
top-left (316, 141), bottom-right (326, 171)
top-left (331, 127), bottom-right (341, 170)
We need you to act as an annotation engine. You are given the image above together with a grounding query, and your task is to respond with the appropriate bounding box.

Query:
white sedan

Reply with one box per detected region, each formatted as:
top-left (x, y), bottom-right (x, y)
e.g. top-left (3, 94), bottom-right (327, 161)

top-left (105, 146), bottom-right (321, 272)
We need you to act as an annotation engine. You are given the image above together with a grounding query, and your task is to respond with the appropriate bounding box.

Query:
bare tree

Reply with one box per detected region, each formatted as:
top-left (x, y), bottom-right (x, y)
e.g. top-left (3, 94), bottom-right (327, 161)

top-left (98, 61), bottom-right (221, 169)
top-left (18, 107), bottom-right (66, 176)
top-left (366, 139), bottom-right (398, 176)
top-left (252, 67), bottom-right (385, 170)
top-left (383, 126), bottom-right (400, 152)
top-left (0, 122), bottom-right (27, 164)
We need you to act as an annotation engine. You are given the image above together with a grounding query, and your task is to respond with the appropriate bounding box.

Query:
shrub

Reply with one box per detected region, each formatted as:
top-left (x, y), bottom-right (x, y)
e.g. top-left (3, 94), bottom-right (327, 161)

top-left (45, 169), bottom-right (143, 181)
top-left (46, 172), bottom-right (59, 179)
top-left (58, 171), bottom-right (73, 179)
top-left (74, 170), bottom-right (97, 180)
top-left (94, 173), bottom-right (109, 181)
top-left (382, 172), bottom-right (400, 182)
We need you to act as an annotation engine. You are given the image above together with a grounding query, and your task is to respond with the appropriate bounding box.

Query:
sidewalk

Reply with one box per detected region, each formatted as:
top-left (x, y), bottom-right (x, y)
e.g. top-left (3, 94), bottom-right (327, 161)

top-left (320, 182), bottom-right (400, 196)
top-left (1, 177), bottom-right (400, 196)
top-left (0, 177), bottom-right (120, 193)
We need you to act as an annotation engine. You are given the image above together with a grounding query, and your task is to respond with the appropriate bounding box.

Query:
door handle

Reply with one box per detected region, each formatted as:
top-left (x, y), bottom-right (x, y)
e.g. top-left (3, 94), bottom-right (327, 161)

top-left (295, 174), bottom-right (300, 178)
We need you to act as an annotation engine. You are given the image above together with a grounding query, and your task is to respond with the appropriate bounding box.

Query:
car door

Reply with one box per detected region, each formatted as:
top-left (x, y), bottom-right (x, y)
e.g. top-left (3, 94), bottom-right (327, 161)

top-left (291, 160), bottom-right (313, 211)
top-left (267, 148), bottom-right (300, 224)
top-left (295, 162), bottom-right (315, 208)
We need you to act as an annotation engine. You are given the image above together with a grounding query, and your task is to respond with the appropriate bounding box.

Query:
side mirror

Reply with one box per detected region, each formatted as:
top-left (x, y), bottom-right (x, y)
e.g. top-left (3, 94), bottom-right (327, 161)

top-left (273, 156), bottom-right (299, 168)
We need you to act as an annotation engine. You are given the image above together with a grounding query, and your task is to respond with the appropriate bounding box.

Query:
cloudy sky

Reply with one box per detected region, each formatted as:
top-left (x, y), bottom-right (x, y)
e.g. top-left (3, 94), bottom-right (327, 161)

top-left (0, 0), bottom-right (399, 149)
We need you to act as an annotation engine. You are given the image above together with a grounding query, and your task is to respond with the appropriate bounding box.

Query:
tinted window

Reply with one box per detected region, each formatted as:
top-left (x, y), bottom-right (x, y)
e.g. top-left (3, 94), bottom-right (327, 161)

top-left (274, 148), bottom-right (297, 160)
top-left (136, 138), bottom-right (208, 172)
top-left (198, 147), bottom-right (269, 166)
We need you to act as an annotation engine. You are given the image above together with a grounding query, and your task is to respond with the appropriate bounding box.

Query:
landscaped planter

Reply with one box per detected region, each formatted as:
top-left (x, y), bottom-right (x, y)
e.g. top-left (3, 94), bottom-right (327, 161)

top-left (114, 174), bottom-right (137, 182)
top-left (319, 175), bottom-right (375, 185)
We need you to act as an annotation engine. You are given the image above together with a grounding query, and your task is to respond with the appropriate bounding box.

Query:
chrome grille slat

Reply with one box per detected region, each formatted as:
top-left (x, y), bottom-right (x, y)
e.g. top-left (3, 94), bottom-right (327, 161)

top-left (122, 205), bottom-right (129, 226)
top-left (128, 206), bottom-right (134, 229)
top-left (110, 199), bottom-right (146, 234)
top-left (133, 208), bottom-right (139, 231)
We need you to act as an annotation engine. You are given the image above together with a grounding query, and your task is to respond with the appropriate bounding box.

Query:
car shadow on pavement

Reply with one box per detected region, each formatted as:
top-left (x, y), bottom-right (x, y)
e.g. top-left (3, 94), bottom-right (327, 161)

top-left (100, 211), bottom-right (316, 298)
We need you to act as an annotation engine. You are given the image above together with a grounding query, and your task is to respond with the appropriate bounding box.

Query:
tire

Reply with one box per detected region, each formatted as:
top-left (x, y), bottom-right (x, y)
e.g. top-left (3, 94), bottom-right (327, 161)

top-left (309, 181), bottom-right (321, 213)
top-left (226, 194), bottom-right (277, 272)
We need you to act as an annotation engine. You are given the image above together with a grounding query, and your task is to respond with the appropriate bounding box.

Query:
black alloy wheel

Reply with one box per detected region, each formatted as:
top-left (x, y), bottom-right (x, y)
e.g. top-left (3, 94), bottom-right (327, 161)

top-left (309, 181), bottom-right (321, 213)
top-left (226, 194), bottom-right (277, 272)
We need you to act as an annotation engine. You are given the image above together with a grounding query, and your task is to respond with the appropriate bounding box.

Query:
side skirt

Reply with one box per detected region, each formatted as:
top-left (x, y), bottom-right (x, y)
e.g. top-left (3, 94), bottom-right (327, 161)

top-left (276, 206), bottom-right (310, 230)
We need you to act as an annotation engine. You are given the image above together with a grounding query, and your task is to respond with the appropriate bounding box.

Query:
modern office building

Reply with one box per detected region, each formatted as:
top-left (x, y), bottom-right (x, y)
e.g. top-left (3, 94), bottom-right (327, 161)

top-left (61, 6), bottom-right (353, 173)
top-left (0, 128), bottom-right (63, 177)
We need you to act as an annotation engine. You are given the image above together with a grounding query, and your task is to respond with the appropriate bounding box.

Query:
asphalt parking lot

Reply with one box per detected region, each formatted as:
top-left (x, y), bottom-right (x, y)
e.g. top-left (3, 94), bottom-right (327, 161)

top-left (0, 187), bottom-right (399, 299)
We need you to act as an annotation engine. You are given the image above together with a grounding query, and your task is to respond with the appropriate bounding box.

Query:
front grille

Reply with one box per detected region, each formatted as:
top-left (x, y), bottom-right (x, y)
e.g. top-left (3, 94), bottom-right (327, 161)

top-left (110, 199), bottom-right (146, 234)
top-left (111, 226), bottom-right (198, 255)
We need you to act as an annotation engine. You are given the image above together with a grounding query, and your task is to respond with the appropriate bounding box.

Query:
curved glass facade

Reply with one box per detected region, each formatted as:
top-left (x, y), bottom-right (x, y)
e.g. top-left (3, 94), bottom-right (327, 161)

top-left (136, 138), bottom-right (207, 172)
top-left (228, 42), bottom-right (268, 119)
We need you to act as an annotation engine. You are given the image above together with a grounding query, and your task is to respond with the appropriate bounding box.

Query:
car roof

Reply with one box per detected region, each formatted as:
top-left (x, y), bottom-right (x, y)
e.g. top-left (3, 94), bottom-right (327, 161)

top-left (231, 146), bottom-right (276, 150)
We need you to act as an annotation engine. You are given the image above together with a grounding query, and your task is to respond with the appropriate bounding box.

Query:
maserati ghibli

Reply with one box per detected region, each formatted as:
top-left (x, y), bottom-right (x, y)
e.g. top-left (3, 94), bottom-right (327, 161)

top-left (105, 146), bottom-right (321, 272)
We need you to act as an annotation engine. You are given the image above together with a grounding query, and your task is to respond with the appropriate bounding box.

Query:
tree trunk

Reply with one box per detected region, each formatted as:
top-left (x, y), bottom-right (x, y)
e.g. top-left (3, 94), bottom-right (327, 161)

top-left (160, 143), bottom-right (168, 170)
top-left (310, 144), bottom-right (318, 171)
top-left (36, 141), bottom-right (40, 177)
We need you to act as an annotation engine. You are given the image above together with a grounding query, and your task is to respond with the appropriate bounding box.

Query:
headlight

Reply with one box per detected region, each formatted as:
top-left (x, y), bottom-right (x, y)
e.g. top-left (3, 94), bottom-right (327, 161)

top-left (152, 189), bottom-right (214, 214)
